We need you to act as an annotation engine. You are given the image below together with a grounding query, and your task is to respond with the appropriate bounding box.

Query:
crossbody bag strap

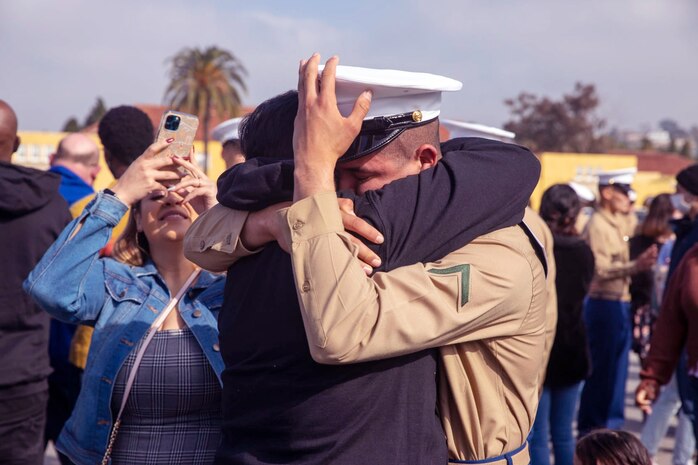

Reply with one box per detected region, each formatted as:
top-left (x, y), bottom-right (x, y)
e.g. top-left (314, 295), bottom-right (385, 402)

top-left (101, 267), bottom-right (201, 464)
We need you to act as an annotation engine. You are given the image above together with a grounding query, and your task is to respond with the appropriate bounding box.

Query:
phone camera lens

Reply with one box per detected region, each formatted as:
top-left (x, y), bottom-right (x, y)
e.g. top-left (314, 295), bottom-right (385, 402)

top-left (165, 115), bottom-right (181, 131)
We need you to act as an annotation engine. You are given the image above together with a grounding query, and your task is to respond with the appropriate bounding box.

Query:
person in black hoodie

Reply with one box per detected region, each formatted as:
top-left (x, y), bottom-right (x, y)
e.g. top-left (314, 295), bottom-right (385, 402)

top-left (0, 99), bottom-right (71, 465)
top-left (529, 184), bottom-right (595, 465)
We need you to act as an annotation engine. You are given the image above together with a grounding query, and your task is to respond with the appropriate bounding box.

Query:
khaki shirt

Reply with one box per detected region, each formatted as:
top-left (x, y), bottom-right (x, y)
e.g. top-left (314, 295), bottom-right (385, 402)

top-left (278, 192), bottom-right (548, 461)
top-left (585, 209), bottom-right (636, 302)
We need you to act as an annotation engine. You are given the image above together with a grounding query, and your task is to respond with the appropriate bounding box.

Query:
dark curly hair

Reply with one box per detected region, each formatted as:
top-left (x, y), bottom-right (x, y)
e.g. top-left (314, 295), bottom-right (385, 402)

top-left (98, 106), bottom-right (154, 169)
top-left (239, 90), bottom-right (297, 160)
top-left (540, 184), bottom-right (581, 236)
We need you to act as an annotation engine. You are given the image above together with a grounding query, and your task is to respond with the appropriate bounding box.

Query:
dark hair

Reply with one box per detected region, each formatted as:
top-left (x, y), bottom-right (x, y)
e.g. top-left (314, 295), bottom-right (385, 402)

top-left (539, 184), bottom-right (581, 235)
top-left (640, 193), bottom-right (674, 239)
top-left (98, 106), bottom-right (154, 166)
top-left (575, 429), bottom-right (651, 465)
top-left (239, 90), bottom-right (297, 160)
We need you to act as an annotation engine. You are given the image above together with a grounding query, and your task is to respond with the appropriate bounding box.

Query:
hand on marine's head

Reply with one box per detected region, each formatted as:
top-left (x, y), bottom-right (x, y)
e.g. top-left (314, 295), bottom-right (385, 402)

top-left (297, 58), bottom-right (457, 194)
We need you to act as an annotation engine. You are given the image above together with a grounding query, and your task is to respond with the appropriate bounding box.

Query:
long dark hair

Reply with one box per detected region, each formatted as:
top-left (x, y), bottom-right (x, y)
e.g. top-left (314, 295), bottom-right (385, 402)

top-left (639, 193), bottom-right (674, 239)
top-left (539, 184), bottom-right (581, 236)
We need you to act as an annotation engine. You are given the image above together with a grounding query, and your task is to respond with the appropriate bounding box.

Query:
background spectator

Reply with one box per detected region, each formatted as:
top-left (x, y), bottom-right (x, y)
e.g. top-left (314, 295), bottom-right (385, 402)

top-left (530, 184), bottom-right (595, 465)
top-left (0, 99), bottom-right (71, 465)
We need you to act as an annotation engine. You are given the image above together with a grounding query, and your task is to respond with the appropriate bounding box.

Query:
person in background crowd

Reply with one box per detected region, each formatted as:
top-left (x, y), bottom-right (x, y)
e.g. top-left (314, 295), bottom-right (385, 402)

top-left (667, 164), bottom-right (698, 278)
top-left (68, 105), bottom-right (155, 374)
top-left (636, 170), bottom-right (698, 447)
top-left (44, 133), bottom-right (102, 464)
top-left (569, 181), bottom-right (595, 234)
top-left (574, 429), bottom-right (652, 465)
top-left (212, 117), bottom-right (245, 169)
top-left (0, 99), bottom-right (71, 465)
top-left (530, 184), bottom-right (594, 465)
top-left (629, 193), bottom-right (676, 364)
top-left (49, 133), bottom-right (101, 205)
top-left (25, 141), bottom-right (225, 465)
top-left (578, 168), bottom-right (658, 436)
top-left (647, 164), bottom-right (698, 442)
top-left (633, 195), bottom-right (695, 465)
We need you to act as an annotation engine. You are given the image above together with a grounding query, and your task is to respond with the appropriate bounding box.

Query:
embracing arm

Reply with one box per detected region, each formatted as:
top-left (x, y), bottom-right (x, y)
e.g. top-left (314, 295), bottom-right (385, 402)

top-left (281, 192), bottom-right (540, 363)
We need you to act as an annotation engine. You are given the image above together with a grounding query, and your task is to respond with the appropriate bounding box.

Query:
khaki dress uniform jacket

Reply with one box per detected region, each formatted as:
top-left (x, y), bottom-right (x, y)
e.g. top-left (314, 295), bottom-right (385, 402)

top-left (186, 193), bottom-right (549, 463)
top-left (584, 209), bottom-right (638, 302)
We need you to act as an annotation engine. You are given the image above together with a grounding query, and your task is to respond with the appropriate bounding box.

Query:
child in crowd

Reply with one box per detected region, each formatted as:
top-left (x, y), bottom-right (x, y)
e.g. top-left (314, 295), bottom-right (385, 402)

top-left (574, 429), bottom-right (652, 465)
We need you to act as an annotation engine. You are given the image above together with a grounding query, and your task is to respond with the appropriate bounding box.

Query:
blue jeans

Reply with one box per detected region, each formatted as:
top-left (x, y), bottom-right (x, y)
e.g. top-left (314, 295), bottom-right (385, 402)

top-left (530, 383), bottom-right (581, 465)
top-left (578, 298), bottom-right (631, 435)
top-left (640, 372), bottom-right (695, 465)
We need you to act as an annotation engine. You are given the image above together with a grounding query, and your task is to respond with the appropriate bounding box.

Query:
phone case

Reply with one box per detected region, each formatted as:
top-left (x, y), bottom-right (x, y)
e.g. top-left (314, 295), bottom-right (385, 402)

top-left (154, 110), bottom-right (199, 159)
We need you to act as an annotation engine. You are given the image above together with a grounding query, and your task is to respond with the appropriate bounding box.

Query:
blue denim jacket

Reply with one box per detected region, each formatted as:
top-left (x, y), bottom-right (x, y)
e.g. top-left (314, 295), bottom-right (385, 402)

top-left (24, 192), bottom-right (225, 465)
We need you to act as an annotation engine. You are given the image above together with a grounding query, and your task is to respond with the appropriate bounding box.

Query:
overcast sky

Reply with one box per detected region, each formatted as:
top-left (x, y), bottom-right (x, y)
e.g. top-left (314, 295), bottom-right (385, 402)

top-left (1, 0), bottom-right (696, 132)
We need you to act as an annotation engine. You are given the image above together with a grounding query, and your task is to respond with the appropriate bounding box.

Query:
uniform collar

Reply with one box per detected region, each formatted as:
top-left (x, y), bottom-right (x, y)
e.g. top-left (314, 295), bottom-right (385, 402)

top-left (597, 208), bottom-right (624, 228)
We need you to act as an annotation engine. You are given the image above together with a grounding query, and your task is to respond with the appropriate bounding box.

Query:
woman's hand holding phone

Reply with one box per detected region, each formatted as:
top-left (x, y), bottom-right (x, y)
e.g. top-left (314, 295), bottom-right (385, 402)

top-left (111, 140), bottom-right (182, 206)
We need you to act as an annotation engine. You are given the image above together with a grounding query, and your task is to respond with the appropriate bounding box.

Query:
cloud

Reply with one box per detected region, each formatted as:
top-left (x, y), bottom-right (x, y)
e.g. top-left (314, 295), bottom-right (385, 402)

top-left (1, 0), bottom-right (696, 132)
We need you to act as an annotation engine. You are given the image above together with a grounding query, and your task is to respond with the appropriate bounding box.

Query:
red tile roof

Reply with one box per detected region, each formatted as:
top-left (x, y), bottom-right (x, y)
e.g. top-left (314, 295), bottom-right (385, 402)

top-left (609, 150), bottom-right (694, 176)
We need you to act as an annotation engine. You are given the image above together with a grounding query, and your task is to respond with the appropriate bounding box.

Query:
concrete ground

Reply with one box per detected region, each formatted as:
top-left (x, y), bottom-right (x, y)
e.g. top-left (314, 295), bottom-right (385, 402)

top-left (44, 353), bottom-right (685, 465)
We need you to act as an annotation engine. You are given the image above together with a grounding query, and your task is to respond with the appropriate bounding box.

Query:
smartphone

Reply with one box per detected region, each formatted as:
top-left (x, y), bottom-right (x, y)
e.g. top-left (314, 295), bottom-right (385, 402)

top-left (154, 110), bottom-right (199, 160)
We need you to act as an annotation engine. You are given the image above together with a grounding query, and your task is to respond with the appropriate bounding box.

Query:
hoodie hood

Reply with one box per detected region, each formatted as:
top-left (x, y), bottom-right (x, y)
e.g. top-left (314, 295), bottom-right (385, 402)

top-left (0, 161), bottom-right (63, 216)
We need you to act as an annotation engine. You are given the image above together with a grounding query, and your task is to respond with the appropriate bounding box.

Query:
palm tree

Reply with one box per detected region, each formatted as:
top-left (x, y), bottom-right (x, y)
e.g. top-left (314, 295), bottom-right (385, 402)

top-left (164, 46), bottom-right (247, 168)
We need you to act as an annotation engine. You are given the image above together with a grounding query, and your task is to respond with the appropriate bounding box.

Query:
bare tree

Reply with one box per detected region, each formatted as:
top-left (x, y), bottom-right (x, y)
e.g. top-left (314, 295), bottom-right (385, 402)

top-left (503, 83), bottom-right (606, 153)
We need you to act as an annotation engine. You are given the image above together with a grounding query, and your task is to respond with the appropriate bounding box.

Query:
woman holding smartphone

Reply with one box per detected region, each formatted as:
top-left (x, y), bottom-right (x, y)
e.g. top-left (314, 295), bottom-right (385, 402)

top-left (25, 140), bottom-right (224, 465)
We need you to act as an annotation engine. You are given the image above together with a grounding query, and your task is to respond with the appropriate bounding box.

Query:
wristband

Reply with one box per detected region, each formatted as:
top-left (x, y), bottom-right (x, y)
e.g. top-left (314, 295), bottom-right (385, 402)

top-left (103, 188), bottom-right (118, 198)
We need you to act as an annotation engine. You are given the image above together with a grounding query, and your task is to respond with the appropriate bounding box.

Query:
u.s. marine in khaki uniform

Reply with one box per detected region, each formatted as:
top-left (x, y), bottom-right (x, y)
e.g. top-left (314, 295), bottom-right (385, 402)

top-left (279, 193), bottom-right (548, 463)
top-left (187, 57), bottom-right (552, 464)
top-left (576, 168), bottom-right (657, 435)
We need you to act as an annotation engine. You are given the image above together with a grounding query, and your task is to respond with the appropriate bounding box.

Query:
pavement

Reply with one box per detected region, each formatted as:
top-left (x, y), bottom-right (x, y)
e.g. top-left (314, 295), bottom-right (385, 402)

top-left (44, 353), bottom-right (684, 465)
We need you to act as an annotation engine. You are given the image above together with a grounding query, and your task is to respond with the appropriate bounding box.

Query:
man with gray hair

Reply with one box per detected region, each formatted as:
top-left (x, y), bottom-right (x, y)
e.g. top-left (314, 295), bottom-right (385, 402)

top-left (49, 133), bottom-right (101, 206)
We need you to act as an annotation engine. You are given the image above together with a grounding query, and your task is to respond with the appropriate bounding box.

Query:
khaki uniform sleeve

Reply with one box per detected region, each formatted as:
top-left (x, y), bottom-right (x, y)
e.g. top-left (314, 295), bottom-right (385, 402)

top-left (585, 221), bottom-right (636, 280)
top-left (282, 192), bottom-right (537, 364)
top-left (183, 204), bottom-right (259, 272)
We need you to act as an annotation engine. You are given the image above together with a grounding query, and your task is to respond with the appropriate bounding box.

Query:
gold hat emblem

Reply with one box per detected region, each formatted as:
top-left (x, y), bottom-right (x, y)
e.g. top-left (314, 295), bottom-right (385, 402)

top-left (412, 110), bottom-right (422, 122)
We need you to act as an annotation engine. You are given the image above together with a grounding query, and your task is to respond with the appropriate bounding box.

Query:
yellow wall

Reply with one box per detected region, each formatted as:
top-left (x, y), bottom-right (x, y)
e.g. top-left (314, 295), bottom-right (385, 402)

top-left (18, 132), bottom-right (679, 208)
top-left (14, 131), bottom-right (227, 190)
top-left (531, 152), bottom-right (677, 210)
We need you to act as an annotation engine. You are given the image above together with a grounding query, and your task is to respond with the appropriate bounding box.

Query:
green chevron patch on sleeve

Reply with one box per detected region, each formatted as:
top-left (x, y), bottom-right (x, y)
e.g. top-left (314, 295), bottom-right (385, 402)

top-left (427, 264), bottom-right (470, 307)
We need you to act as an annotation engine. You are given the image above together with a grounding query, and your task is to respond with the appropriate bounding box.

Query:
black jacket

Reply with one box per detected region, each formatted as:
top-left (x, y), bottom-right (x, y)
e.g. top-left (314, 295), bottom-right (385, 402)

top-left (545, 234), bottom-right (595, 387)
top-left (0, 161), bottom-right (70, 396)
top-left (629, 234), bottom-right (661, 311)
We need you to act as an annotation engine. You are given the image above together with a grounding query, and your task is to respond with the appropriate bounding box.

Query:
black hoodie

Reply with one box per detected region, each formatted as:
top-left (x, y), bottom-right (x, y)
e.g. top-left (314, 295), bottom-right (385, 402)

top-left (0, 161), bottom-right (70, 396)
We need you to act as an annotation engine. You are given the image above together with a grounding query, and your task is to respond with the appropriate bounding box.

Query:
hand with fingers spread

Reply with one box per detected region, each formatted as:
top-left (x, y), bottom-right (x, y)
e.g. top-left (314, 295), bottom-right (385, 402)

top-left (111, 140), bottom-right (183, 206)
top-left (293, 54), bottom-right (372, 201)
top-left (171, 153), bottom-right (218, 214)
